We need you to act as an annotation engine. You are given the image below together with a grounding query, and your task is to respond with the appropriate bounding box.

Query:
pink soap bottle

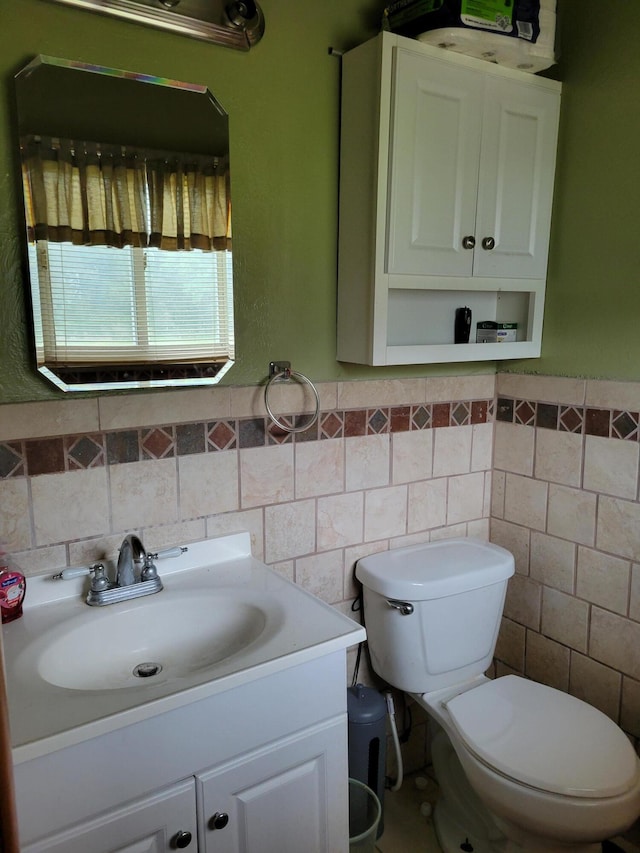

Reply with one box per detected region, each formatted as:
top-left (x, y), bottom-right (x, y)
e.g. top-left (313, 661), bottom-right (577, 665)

top-left (0, 546), bottom-right (26, 624)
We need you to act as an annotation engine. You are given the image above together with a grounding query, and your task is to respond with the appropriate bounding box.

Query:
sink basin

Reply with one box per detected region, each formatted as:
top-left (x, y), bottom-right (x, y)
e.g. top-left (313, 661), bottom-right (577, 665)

top-left (32, 590), bottom-right (272, 691)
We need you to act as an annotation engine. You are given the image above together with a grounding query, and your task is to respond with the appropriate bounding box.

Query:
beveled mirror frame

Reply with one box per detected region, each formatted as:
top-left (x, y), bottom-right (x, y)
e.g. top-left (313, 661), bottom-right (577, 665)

top-left (39, 0), bottom-right (265, 50)
top-left (15, 55), bottom-right (236, 393)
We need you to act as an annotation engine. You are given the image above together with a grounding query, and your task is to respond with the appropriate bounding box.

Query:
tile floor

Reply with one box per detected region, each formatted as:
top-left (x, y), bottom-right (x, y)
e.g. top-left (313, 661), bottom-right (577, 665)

top-left (373, 770), bottom-right (640, 853)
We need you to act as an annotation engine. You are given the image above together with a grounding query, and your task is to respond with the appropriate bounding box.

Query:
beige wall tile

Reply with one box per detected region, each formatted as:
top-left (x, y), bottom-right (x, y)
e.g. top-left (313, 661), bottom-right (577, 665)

top-left (337, 378), bottom-right (427, 409)
top-left (179, 450), bottom-right (239, 519)
top-left (503, 474), bottom-right (548, 531)
top-left (496, 374), bottom-right (585, 405)
top-left (525, 631), bottom-right (570, 691)
top-left (296, 550), bottom-right (344, 604)
top-left (430, 523), bottom-right (468, 541)
top-left (447, 472), bottom-right (485, 526)
top-left (529, 532), bottom-right (575, 593)
top-left (13, 544), bottom-right (66, 577)
top-left (0, 398), bottom-right (100, 442)
top-left (583, 435), bottom-right (639, 500)
top-left (392, 430), bottom-right (433, 485)
top-left (534, 429), bottom-right (583, 488)
top-left (364, 485), bottom-right (407, 541)
top-left (504, 574), bottom-right (541, 630)
top-left (490, 519), bottom-right (530, 575)
top-left (495, 617), bottom-right (525, 672)
top-left (317, 492), bottom-right (364, 551)
top-left (425, 374), bottom-right (495, 403)
top-left (590, 607), bottom-right (640, 680)
top-left (621, 677), bottom-right (640, 738)
top-left (206, 509), bottom-right (264, 560)
top-left (630, 564), bottom-right (640, 622)
top-left (547, 484), bottom-right (596, 547)
top-left (483, 472), bottom-right (492, 518)
top-left (109, 459), bottom-right (178, 532)
top-left (467, 518), bottom-right (490, 539)
top-left (541, 586), bottom-right (588, 652)
top-left (491, 470), bottom-right (506, 519)
top-left (576, 546), bottom-right (630, 615)
top-left (99, 387), bottom-right (230, 430)
top-left (596, 496), bottom-right (640, 561)
top-left (493, 423), bottom-right (534, 476)
top-left (389, 531), bottom-right (431, 549)
top-left (569, 652), bottom-right (621, 722)
top-left (433, 425), bottom-right (472, 477)
top-left (296, 438), bottom-right (344, 498)
top-left (407, 479), bottom-right (447, 533)
top-left (139, 520), bottom-right (206, 554)
top-left (586, 379), bottom-right (640, 411)
top-left (264, 499), bottom-right (316, 563)
top-left (345, 434), bottom-right (390, 491)
top-left (471, 423), bottom-right (493, 472)
top-left (271, 560), bottom-right (295, 583)
top-left (344, 540), bottom-right (388, 600)
top-left (32, 468), bottom-right (110, 546)
top-left (0, 478), bottom-right (31, 551)
top-left (239, 444), bottom-right (294, 509)
top-left (67, 532), bottom-right (132, 568)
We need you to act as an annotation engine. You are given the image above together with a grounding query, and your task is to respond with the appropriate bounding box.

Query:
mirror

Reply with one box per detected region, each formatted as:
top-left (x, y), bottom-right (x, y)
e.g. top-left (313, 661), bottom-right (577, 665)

top-left (15, 55), bottom-right (235, 392)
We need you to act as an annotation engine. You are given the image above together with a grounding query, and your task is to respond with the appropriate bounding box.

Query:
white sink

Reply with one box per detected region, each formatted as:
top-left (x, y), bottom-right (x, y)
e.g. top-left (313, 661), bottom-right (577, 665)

top-left (33, 590), bottom-right (272, 691)
top-left (4, 533), bottom-right (366, 762)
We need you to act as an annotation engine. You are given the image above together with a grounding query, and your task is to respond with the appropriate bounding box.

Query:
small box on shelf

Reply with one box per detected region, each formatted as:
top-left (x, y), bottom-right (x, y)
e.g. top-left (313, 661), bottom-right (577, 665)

top-left (476, 321), bottom-right (518, 343)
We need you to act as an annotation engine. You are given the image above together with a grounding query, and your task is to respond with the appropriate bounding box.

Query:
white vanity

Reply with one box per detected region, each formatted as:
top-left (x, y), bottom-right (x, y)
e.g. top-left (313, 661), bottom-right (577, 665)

top-left (3, 533), bottom-right (365, 852)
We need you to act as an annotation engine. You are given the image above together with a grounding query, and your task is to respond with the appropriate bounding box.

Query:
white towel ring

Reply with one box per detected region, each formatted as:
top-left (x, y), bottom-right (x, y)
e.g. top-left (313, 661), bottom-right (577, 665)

top-left (264, 362), bottom-right (320, 434)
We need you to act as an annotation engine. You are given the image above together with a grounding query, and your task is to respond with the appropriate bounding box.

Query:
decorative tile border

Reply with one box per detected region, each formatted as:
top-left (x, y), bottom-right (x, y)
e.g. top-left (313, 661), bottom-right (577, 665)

top-left (497, 396), bottom-right (640, 441)
top-left (0, 399), bottom-right (492, 479)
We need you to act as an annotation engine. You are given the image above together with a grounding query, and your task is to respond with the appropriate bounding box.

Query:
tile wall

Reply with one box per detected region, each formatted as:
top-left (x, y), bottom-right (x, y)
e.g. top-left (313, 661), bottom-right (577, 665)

top-left (0, 375), bottom-right (494, 772)
top-left (5, 371), bottom-right (640, 760)
top-left (491, 373), bottom-right (640, 744)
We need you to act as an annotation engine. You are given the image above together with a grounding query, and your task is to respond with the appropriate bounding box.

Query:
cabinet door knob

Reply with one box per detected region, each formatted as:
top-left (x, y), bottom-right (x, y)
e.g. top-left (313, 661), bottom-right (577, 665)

top-left (172, 830), bottom-right (193, 849)
top-left (462, 235), bottom-right (476, 250)
top-left (210, 811), bottom-right (230, 830)
top-left (482, 237), bottom-right (496, 250)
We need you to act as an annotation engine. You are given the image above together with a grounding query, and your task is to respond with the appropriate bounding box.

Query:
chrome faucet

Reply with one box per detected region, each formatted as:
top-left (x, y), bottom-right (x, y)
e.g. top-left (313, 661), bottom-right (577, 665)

top-left (53, 536), bottom-right (187, 606)
top-left (116, 534), bottom-right (146, 587)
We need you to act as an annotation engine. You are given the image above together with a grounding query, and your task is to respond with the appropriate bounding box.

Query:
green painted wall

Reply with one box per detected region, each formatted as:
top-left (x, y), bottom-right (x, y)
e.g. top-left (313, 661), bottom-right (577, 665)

top-left (2, 1), bottom-right (636, 404)
top-left (1, 0), bottom-right (493, 405)
top-left (506, 0), bottom-right (640, 380)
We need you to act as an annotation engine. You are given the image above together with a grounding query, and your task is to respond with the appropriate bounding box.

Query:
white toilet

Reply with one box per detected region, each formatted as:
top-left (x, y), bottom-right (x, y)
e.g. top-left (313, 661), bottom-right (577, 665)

top-left (356, 538), bottom-right (640, 853)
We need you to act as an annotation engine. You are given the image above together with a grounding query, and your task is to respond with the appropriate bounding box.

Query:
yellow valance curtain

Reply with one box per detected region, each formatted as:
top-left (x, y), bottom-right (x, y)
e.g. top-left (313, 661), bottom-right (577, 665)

top-left (21, 135), bottom-right (232, 252)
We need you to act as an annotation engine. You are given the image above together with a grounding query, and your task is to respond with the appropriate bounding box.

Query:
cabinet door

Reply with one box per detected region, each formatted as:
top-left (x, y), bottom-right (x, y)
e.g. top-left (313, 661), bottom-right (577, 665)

top-left (22, 779), bottom-right (197, 853)
top-left (474, 75), bottom-right (560, 279)
top-left (387, 49), bottom-right (484, 278)
top-left (197, 719), bottom-right (348, 853)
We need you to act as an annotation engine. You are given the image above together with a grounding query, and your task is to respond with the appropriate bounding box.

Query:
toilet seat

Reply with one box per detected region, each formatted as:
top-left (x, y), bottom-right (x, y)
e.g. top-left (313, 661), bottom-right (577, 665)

top-left (444, 675), bottom-right (639, 798)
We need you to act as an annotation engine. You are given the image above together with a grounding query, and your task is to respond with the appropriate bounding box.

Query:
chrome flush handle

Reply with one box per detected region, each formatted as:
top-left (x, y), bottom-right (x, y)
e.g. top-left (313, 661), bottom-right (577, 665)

top-left (387, 599), bottom-right (414, 616)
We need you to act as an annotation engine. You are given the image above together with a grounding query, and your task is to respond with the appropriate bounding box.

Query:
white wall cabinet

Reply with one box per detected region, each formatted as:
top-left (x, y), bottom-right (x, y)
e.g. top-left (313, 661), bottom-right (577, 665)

top-left (337, 32), bottom-right (561, 365)
top-left (15, 654), bottom-right (350, 853)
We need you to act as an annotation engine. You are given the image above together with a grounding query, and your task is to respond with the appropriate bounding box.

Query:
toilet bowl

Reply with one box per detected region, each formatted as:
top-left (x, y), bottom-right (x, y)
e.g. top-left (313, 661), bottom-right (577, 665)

top-left (355, 539), bottom-right (640, 851)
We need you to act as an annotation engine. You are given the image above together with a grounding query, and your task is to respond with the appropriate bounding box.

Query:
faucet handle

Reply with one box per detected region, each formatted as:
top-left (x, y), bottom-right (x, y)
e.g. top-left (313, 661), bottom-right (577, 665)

top-left (140, 553), bottom-right (159, 582)
top-left (53, 563), bottom-right (106, 581)
top-left (148, 546), bottom-right (188, 560)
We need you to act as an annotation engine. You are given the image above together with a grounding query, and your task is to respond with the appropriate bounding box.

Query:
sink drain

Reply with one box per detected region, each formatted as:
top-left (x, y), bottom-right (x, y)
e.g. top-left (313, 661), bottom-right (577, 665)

top-left (133, 662), bottom-right (163, 678)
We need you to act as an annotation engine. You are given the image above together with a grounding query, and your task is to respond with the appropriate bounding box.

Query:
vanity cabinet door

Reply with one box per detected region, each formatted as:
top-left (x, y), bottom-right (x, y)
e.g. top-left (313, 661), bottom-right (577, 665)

top-left (21, 779), bottom-right (197, 853)
top-left (197, 718), bottom-right (349, 853)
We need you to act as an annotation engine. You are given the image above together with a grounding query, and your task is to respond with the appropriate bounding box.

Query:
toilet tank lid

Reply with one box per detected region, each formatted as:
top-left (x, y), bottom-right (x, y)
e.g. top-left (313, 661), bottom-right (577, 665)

top-left (355, 538), bottom-right (514, 600)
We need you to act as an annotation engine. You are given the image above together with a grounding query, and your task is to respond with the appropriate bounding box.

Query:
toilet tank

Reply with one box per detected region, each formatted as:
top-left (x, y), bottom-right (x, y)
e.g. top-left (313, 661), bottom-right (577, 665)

top-left (355, 539), bottom-right (515, 694)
